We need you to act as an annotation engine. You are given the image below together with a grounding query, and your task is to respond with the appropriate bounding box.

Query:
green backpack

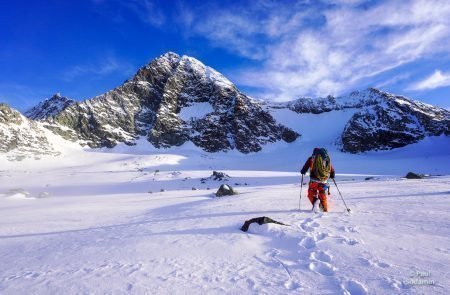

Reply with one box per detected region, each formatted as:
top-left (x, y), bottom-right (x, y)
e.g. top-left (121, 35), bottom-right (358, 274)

top-left (311, 148), bottom-right (331, 181)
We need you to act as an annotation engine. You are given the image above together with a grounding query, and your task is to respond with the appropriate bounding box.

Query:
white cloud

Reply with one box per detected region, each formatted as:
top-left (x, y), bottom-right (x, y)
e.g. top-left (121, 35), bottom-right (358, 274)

top-left (409, 70), bottom-right (450, 91)
top-left (181, 0), bottom-right (450, 100)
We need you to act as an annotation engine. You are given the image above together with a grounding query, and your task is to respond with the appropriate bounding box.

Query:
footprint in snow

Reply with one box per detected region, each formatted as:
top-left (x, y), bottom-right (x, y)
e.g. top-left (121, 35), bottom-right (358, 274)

top-left (300, 218), bottom-right (320, 232)
top-left (342, 279), bottom-right (368, 295)
top-left (301, 224), bottom-right (315, 232)
top-left (339, 226), bottom-right (359, 233)
top-left (356, 257), bottom-right (372, 267)
top-left (284, 279), bottom-right (301, 290)
top-left (315, 232), bottom-right (329, 241)
top-left (336, 236), bottom-right (360, 246)
top-left (299, 236), bottom-right (316, 249)
top-left (375, 261), bottom-right (390, 268)
top-left (308, 261), bottom-right (336, 276)
top-left (310, 250), bottom-right (332, 263)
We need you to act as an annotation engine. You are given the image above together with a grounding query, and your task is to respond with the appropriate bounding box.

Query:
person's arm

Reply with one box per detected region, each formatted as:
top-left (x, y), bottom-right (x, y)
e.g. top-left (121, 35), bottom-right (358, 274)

top-left (301, 158), bottom-right (312, 174)
top-left (330, 164), bottom-right (335, 179)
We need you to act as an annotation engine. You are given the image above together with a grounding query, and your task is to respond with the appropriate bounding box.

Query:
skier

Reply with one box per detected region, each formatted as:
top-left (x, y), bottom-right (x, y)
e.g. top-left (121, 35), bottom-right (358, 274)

top-left (301, 148), bottom-right (335, 212)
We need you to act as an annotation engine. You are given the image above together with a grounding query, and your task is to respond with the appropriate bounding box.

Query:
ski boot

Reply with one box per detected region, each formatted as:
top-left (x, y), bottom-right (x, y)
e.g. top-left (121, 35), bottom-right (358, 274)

top-left (312, 198), bottom-right (320, 213)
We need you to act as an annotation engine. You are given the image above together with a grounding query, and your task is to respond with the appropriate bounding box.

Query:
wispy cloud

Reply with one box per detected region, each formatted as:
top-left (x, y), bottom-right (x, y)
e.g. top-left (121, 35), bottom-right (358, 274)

top-left (375, 73), bottom-right (412, 89)
top-left (62, 56), bottom-right (135, 82)
top-left (408, 70), bottom-right (450, 91)
top-left (123, 0), bottom-right (166, 27)
top-left (178, 0), bottom-right (450, 100)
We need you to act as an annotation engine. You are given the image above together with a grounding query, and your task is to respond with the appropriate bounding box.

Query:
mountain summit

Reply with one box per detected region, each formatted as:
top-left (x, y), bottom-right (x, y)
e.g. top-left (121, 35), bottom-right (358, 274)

top-left (25, 93), bottom-right (75, 120)
top-left (35, 52), bottom-right (299, 153)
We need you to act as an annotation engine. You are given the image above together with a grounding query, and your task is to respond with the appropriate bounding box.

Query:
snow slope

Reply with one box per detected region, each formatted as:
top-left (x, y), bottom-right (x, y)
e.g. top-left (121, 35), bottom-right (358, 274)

top-left (0, 155), bottom-right (449, 294)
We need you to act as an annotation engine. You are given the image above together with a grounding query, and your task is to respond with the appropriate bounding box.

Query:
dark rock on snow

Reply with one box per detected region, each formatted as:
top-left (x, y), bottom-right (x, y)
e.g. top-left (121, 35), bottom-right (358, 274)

top-left (201, 171), bottom-right (230, 183)
top-left (211, 171), bottom-right (230, 181)
top-left (405, 172), bottom-right (424, 179)
top-left (216, 184), bottom-right (237, 197)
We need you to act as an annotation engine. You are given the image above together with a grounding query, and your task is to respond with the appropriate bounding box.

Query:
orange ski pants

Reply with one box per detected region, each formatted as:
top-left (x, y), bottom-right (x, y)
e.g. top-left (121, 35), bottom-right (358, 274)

top-left (307, 182), bottom-right (328, 212)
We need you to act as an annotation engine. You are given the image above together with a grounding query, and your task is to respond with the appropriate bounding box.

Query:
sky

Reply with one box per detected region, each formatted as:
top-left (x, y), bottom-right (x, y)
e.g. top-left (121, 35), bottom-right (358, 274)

top-left (1, 0), bottom-right (450, 111)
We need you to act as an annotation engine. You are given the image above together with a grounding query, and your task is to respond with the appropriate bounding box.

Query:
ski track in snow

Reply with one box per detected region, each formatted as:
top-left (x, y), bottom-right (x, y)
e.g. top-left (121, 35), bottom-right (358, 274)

top-left (0, 147), bottom-right (449, 294)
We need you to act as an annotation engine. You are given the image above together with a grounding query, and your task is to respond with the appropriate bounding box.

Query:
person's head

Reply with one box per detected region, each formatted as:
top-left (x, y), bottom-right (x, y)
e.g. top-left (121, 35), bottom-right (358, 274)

top-left (312, 147), bottom-right (320, 155)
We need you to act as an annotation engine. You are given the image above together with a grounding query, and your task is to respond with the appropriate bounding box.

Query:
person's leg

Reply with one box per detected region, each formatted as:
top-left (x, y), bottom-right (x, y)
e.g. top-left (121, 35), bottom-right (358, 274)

top-left (318, 189), bottom-right (328, 212)
top-left (307, 182), bottom-right (318, 206)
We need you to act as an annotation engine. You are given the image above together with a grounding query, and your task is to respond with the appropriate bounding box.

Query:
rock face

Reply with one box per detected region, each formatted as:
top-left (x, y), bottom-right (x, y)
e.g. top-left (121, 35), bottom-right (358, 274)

top-left (25, 93), bottom-right (76, 120)
top-left (0, 103), bottom-right (58, 160)
top-left (341, 89), bottom-right (449, 153)
top-left (37, 52), bottom-right (299, 152)
top-left (285, 88), bottom-right (450, 153)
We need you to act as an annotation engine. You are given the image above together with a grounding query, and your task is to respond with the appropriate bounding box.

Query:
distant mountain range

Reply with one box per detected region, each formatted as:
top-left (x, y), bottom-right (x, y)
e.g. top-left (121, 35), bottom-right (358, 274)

top-left (0, 52), bottom-right (449, 159)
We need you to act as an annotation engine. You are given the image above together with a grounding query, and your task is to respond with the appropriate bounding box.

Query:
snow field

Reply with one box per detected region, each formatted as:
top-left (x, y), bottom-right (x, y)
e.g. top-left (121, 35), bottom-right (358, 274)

top-left (0, 151), bottom-right (449, 294)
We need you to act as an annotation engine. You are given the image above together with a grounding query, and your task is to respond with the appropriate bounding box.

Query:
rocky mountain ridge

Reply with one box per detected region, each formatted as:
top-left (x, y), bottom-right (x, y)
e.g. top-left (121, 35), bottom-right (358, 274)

top-left (1, 53), bottom-right (448, 157)
top-left (32, 52), bottom-right (299, 153)
top-left (24, 93), bottom-right (76, 120)
top-left (0, 103), bottom-right (59, 160)
top-left (271, 88), bottom-right (450, 153)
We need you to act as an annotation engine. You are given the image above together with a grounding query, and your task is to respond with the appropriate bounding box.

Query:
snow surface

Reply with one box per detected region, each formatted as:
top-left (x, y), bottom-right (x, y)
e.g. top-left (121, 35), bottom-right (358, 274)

top-left (178, 102), bottom-right (214, 121)
top-left (0, 109), bottom-right (449, 294)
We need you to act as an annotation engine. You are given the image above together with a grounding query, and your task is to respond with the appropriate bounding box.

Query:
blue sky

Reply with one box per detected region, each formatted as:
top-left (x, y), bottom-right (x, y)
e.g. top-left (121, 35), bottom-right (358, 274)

top-left (1, 0), bottom-right (449, 111)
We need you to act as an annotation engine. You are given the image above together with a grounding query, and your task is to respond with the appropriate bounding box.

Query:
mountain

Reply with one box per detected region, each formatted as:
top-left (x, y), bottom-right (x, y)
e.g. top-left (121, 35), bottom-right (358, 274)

top-left (25, 93), bottom-right (75, 120)
top-left (36, 52), bottom-right (299, 153)
top-left (0, 103), bottom-right (59, 160)
top-left (20, 53), bottom-right (450, 155)
top-left (284, 88), bottom-right (450, 153)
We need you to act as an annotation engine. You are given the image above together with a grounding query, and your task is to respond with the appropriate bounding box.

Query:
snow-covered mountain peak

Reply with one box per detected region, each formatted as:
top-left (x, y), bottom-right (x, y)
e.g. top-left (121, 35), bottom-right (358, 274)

top-left (29, 52), bottom-right (299, 153)
top-left (153, 51), bottom-right (182, 67)
top-left (24, 93), bottom-right (76, 121)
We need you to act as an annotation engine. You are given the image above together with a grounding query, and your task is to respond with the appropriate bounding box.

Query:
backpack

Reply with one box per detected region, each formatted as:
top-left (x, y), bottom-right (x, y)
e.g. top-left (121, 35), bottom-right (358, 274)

top-left (310, 148), bottom-right (331, 181)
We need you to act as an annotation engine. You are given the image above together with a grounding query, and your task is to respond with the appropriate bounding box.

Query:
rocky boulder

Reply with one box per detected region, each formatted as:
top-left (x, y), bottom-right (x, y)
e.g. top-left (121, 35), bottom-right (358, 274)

top-left (216, 184), bottom-right (237, 197)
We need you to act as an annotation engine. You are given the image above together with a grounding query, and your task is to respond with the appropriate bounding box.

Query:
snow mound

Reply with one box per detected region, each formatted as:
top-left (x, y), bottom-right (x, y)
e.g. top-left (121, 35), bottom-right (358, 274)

top-left (37, 192), bottom-right (52, 199)
top-left (3, 189), bottom-right (34, 199)
top-left (246, 222), bottom-right (286, 236)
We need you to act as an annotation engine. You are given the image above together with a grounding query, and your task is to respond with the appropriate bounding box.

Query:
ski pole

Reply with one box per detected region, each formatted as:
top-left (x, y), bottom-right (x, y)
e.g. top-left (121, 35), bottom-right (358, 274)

top-left (299, 174), bottom-right (304, 210)
top-left (332, 178), bottom-right (351, 212)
